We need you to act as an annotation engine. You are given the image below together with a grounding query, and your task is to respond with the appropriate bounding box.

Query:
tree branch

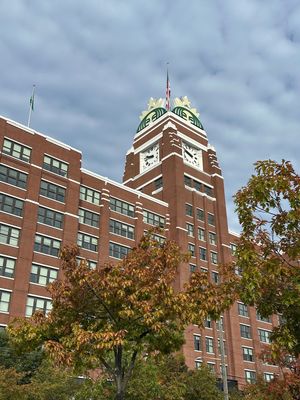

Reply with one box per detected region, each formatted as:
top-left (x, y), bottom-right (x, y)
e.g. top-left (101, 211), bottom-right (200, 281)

top-left (83, 277), bottom-right (119, 326)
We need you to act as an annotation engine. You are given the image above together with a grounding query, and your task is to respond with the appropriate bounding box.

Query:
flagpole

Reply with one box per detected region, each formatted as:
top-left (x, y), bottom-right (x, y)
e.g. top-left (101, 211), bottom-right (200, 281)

top-left (27, 85), bottom-right (35, 128)
top-left (165, 62), bottom-right (171, 111)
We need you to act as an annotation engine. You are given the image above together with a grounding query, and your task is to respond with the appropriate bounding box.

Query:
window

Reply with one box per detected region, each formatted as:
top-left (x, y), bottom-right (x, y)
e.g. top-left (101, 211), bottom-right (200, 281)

top-left (0, 256), bottom-right (15, 278)
top-left (205, 317), bottom-right (212, 328)
top-left (208, 232), bottom-right (216, 245)
top-left (194, 180), bottom-right (202, 192)
top-left (264, 373), bottom-right (274, 382)
top-left (242, 347), bottom-right (254, 362)
top-left (245, 370), bottom-right (256, 384)
top-left (204, 185), bottom-right (213, 197)
top-left (0, 164), bottom-right (27, 189)
top-left (2, 138), bottom-right (31, 162)
top-left (77, 258), bottom-right (97, 270)
top-left (256, 311), bottom-right (272, 323)
top-left (185, 204), bottom-right (193, 217)
top-left (258, 329), bottom-right (271, 343)
top-left (188, 243), bottom-right (195, 257)
top-left (186, 223), bottom-right (194, 237)
top-left (0, 290), bottom-right (11, 312)
top-left (109, 242), bottom-right (130, 259)
top-left (190, 264), bottom-right (197, 273)
top-left (40, 180), bottom-right (66, 202)
top-left (34, 235), bottom-right (61, 257)
top-left (205, 337), bottom-right (214, 353)
top-left (154, 177), bottom-right (163, 190)
top-left (88, 260), bottom-right (97, 269)
top-left (0, 224), bottom-right (20, 246)
top-left (201, 267), bottom-right (208, 274)
top-left (0, 193), bottom-right (24, 216)
top-left (80, 186), bottom-right (100, 205)
top-left (198, 228), bottom-right (205, 241)
top-left (240, 324), bottom-right (252, 339)
top-left (79, 209), bottom-right (100, 227)
top-left (195, 359), bottom-right (202, 369)
top-left (211, 271), bottom-right (219, 284)
top-left (143, 210), bottom-right (165, 227)
top-left (148, 233), bottom-right (165, 245)
top-left (207, 213), bottom-right (215, 226)
top-left (216, 317), bottom-right (224, 331)
top-left (110, 219), bottom-right (134, 239)
top-left (230, 243), bottom-right (237, 255)
top-left (238, 303), bottom-right (249, 317)
top-left (199, 247), bottom-right (207, 261)
top-left (184, 175), bottom-right (192, 187)
top-left (110, 197), bottom-right (134, 217)
top-left (30, 264), bottom-right (58, 286)
top-left (77, 233), bottom-right (98, 252)
top-left (207, 362), bottom-right (216, 372)
top-left (210, 252), bottom-right (218, 264)
top-left (43, 155), bottom-right (68, 177)
top-left (26, 296), bottom-right (52, 317)
top-left (194, 335), bottom-right (201, 351)
top-left (38, 206), bottom-right (64, 229)
top-left (197, 208), bottom-right (204, 221)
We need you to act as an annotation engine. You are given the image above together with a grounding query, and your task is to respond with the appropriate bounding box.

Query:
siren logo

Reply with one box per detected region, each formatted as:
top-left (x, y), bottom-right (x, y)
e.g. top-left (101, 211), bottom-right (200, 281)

top-left (137, 108), bottom-right (167, 133)
top-left (172, 107), bottom-right (203, 130)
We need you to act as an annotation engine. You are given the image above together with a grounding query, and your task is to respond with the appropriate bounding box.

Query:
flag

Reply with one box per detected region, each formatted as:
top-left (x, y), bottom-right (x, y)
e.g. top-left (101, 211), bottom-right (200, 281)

top-left (30, 92), bottom-right (35, 111)
top-left (165, 70), bottom-right (171, 111)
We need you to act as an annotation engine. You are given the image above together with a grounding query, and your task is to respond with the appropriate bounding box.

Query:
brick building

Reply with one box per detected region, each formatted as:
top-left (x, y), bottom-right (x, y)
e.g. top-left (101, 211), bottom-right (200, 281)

top-left (0, 96), bottom-right (279, 386)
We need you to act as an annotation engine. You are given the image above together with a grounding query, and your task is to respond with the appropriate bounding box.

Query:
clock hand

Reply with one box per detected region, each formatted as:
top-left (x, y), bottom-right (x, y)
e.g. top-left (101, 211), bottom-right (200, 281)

top-left (185, 149), bottom-right (193, 158)
top-left (145, 154), bottom-right (154, 159)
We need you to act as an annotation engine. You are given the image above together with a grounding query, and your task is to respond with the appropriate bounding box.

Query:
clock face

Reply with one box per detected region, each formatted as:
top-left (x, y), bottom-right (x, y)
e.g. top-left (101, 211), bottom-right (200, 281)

top-left (140, 143), bottom-right (159, 172)
top-left (182, 141), bottom-right (202, 169)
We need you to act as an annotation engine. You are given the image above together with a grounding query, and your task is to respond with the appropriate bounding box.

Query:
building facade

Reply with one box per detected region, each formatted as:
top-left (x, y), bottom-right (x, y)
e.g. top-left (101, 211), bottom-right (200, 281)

top-left (0, 96), bottom-right (279, 386)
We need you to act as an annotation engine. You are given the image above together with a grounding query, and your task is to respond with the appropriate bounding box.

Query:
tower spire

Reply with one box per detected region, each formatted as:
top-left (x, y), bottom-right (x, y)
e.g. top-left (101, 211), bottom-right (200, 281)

top-left (165, 64), bottom-right (171, 111)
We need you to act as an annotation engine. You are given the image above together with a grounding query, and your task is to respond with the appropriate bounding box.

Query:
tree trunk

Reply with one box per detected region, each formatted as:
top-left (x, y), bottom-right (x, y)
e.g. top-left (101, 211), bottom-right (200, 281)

top-left (115, 391), bottom-right (125, 400)
top-left (115, 375), bottom-right (125, 400)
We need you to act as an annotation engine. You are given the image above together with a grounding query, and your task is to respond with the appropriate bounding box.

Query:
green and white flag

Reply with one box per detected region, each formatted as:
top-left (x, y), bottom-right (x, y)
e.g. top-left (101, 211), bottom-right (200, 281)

top-left (27, 85), bottom-right (36, 127)
top-left (29, 91), bottom-right (35, 111)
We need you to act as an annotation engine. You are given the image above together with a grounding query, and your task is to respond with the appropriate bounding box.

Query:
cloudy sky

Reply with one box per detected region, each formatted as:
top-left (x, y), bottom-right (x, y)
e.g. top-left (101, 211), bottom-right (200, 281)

top-left (1, 0), bottom-right (299, 232)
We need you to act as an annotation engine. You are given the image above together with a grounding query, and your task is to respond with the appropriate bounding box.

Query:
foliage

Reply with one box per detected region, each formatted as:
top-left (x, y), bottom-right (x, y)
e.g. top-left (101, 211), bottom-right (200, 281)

top-left (234, 160), bottom-right (300, 356)
top-left (74, 354), bottom-right (224, 400)
top-left (28, 359), bottom-right (79, 400)
top-left (0, 330), bottom-right (80, 399)
top-left (0, 359), bottom-right (79, 400)
top-left (0, 329), bottom-right (43, 383)
top-left (0, 367), bottom-right (29, 400)
top-left (8, 232), bottom-right (236, 400)
top-left (243, 373), bottom-right (300, 400)
top-left (184, 364), bottom-right (224, 400)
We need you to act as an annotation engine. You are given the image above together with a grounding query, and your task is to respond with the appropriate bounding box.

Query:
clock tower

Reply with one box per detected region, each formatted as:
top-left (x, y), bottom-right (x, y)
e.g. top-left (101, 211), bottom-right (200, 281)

top-left (123, 95), bottom-right (237, 374)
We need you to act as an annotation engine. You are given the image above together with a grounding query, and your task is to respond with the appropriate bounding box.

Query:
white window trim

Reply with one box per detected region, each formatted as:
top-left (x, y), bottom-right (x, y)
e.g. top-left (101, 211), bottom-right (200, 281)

top-left (40, 178), bottom-right (66, 190)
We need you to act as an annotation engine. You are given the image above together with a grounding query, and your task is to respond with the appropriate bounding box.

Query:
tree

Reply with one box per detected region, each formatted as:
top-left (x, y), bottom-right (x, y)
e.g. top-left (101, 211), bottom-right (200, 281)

top-left (0, 367), bottom-right (29, 400)
top-left (184, 365), bottom-right (224, 400)
top-left (0, 329), bottom-right (43, 383)
top-left (0, 330), bottom-right (79, 400)
top-left (74, 354), bottom-right (224, 400)
top-left (28, 359), bottom-right (79, 400)
top-left (242, 373), bottom-right (300, 400)
top-left (234, 160), bottom-right (300, 356)
top-left (9, 232), bottom-right (236, 400)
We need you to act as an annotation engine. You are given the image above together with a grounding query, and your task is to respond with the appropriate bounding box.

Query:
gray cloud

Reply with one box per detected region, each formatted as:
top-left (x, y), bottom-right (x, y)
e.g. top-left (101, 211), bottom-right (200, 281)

top-left (0, 0), bottom-right (299, 233)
